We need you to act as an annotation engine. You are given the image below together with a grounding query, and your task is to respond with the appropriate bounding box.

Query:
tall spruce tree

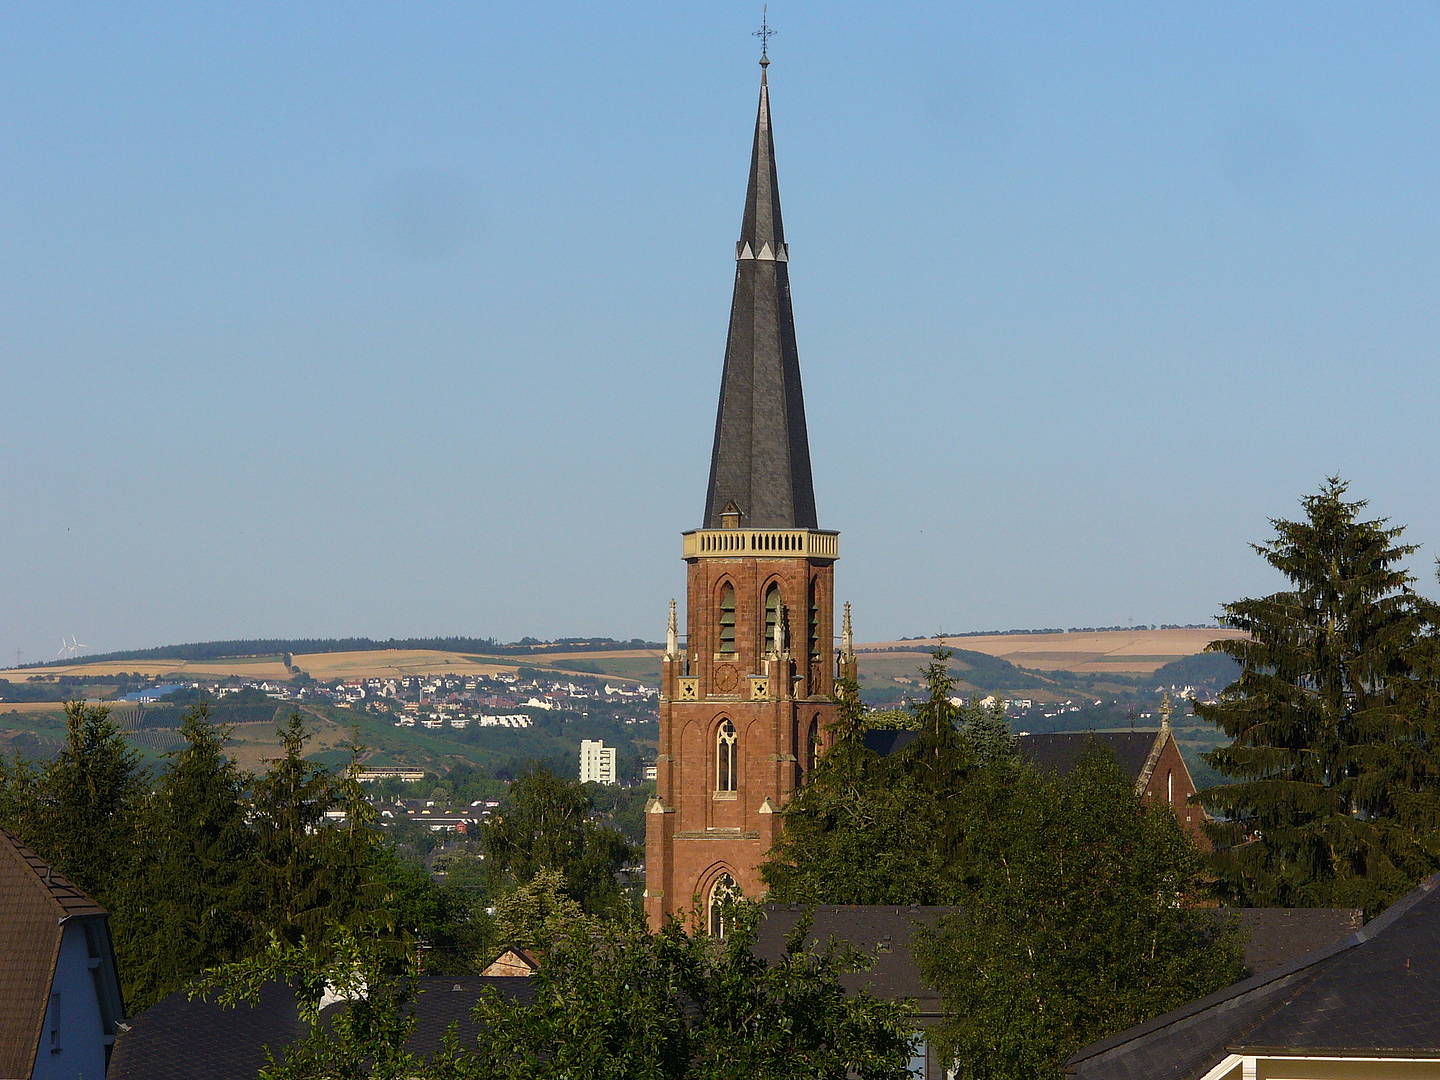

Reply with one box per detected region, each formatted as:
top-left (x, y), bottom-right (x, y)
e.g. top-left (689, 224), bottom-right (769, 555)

top-left (118, 707), bottom-right (258, 1008)
top-left (11, 702), bottom-right (148, 902)
top-left (1197, 478), bottom-right (1440, 911)
top-left (249, 715), bottom-right (393, 944)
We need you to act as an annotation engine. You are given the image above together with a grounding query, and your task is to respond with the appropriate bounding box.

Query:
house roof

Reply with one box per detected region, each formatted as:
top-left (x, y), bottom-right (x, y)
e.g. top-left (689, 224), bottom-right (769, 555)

top-left (755, 904), bottom-right (953, 1015)
top-left (861, 728), bottom-right (1163, 786)
top-left (1233, 907), bottom-right (1363, 976)
top-left (1066, 875), bottom-right (1440, 1078)
top-left (107, 976), bottom-right (535, 1079)
top-left (108, 981), bottom-right (306, 1080)
top-left (861, 729), bottom-right (917, 756)
top-left (0, 828), bottom-right (108, 1079)
top-left (1018, 731), bottom-right (1158, 780)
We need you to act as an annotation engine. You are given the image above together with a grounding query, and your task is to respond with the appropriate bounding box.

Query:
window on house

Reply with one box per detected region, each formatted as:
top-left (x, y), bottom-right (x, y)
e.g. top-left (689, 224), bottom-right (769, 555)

top-left (716, 719), bottom-right (737, 791)
top-left (764, 583), bottom-right (782, 653)
top-left (906, 1033), bottom-right (927, 1079)
top-left (708, 873), bottom-right (738, 938)
top-left (718, 583), bottom-right (737, 654)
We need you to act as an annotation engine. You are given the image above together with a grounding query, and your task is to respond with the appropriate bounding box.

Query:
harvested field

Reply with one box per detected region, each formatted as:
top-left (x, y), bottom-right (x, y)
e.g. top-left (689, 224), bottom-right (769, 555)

top-left (292, 650), bottom-right (520, 680)
top-left (0, 657), bottom-right (293, 680)
top-left (859, 628), bottom-right (1245, 674)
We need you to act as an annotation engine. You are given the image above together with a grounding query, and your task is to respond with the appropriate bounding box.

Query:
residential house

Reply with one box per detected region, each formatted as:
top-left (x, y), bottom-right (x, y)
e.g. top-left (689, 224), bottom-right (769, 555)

top-left (0, 829), bottom-right (125, 1080)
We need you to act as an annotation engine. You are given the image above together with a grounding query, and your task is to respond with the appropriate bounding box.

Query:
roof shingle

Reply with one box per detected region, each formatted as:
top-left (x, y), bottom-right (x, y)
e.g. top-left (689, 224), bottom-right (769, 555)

top-left (0, 828), bottom-right (108, 1078)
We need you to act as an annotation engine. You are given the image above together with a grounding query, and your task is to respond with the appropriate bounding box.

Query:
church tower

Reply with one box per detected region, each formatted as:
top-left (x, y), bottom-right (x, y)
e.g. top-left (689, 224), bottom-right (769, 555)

top-left (646, 54), bottom-right (854, 931)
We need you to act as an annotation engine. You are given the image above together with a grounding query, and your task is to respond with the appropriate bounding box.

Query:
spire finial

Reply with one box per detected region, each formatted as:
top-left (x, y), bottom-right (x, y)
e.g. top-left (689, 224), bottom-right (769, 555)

top-left (1159, 690), bottom-right (1173, 732)
top-left (665, 599), bottom-right (679, 660)
top-left (841, 601), bottom-right (855, 662)
top-left (754, 6), bottom-right (775, 66)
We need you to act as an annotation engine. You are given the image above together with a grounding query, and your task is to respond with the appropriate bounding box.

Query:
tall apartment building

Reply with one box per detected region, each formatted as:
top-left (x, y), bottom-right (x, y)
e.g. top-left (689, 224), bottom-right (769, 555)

top-left (579, 739), bottom-right (617, 785)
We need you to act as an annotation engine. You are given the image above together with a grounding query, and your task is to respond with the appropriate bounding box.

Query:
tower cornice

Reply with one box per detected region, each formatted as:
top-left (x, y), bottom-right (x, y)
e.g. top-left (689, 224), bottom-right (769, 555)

top-left (681, 527), bottom-right (838, 562)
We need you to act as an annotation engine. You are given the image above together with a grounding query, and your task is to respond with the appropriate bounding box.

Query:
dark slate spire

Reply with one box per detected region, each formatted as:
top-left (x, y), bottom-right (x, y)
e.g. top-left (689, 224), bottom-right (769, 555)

top-left (702, 59), bottom-right (818, 530)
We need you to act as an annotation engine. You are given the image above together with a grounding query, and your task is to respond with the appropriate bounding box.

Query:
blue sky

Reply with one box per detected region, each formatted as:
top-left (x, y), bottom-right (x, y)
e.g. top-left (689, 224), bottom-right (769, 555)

top-left (4, 3), bottom-right (1440, 663)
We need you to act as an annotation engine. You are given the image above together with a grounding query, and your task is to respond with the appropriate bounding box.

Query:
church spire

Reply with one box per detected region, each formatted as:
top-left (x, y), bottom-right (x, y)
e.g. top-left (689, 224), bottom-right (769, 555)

top-left (701, 56), bottom-right (818, 530)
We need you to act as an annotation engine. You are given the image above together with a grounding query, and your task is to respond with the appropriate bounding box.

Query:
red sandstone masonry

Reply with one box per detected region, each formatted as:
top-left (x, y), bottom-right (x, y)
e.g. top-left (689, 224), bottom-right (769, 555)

top-left (646, 552), bottom-right (837, 930)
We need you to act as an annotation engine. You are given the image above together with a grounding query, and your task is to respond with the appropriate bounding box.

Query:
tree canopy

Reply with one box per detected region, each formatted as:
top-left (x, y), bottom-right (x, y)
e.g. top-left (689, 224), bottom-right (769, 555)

top-left (1197, 478), bottom-right (1440, 912)
top-left (202, 903), bottom-right (918, 1080)
top-left (482, 765), bottom-right (635, 919)
top-left (762, 655), bottom-right (1242, 1078)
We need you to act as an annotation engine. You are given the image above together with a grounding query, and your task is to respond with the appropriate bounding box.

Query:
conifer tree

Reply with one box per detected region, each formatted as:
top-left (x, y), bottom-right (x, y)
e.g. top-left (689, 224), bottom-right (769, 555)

top-left (1197, 478), bottom-right (1440, 911)
top-left (118, 707), bottom-right (258, 1007)
top-left (15, 702), bottom-right (148, 901)
top-left (249, 715), bottom-right (392, 944)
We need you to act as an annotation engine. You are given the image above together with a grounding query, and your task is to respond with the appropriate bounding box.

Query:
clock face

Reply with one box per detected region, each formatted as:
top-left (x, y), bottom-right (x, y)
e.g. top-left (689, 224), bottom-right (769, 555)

top-left (713, 664), bottom-right (740, 693)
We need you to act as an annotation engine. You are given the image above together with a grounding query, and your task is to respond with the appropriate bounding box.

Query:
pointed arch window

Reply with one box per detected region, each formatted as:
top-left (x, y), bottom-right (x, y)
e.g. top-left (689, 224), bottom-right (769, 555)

top-left (716, 719), bottom-right (737, 792)
top-left (708, 873), bottom-right (738, 938)
top-left (718, 583), bottom-right (737, 655)
top-left (805, 716), bottom-right (821, 776)
top-left (764, 583), bottom-right (783, 654)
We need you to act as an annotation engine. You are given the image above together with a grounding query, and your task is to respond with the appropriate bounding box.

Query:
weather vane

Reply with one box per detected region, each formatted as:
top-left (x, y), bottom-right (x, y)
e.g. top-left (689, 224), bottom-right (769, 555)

top-left (753, 5), bottom-right (776, 64)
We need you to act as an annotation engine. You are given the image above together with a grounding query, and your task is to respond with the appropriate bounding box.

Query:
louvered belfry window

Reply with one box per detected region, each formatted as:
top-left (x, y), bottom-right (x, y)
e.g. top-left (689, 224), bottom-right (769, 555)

top-left (764, 583), bottom-right (782, 652)
top-left (718, 583), bottom-right (737, 654)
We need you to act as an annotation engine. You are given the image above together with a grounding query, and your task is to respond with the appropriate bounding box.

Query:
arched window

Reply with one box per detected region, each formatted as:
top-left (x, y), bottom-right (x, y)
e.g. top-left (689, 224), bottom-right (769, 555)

top-left (808, 578), bottom-right (822, 663)
top-left (716, 719), bottom-right (737, 791)
top-left (764, 583), bottom-right (783, 653)
top-left (1167, 769), bottom-right (1174, 805)
top-left (805, 717), bottom-right (821, 776)
top-left (718, 583), bottom-right (736, 654)
top-left (708, 872), bottom-right (738, 938)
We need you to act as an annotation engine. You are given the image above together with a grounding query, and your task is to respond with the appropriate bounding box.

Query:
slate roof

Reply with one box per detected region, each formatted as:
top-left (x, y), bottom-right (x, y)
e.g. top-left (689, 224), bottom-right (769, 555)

top-left (1018, 731), bottom-right (1158, 780)
top-left (1066, 874), bottom-right (1440, 1079)
top-left (107, 975), bottom-right (536, 1079)
top-left (861, 729), bottom-right (1161, 785)
top-left (702, 61), bottom-right (818, 531)
top-left (861, 729), bottom-right (917, 756)
top-left (1233, 907), bottom-right (1362, 975)
top-left (108, 981), bottom-right (306, 1080)
top-left (755, 904), bottom-right (953, 1017)
top-left (0, 827), bottom-right (108, 1079)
